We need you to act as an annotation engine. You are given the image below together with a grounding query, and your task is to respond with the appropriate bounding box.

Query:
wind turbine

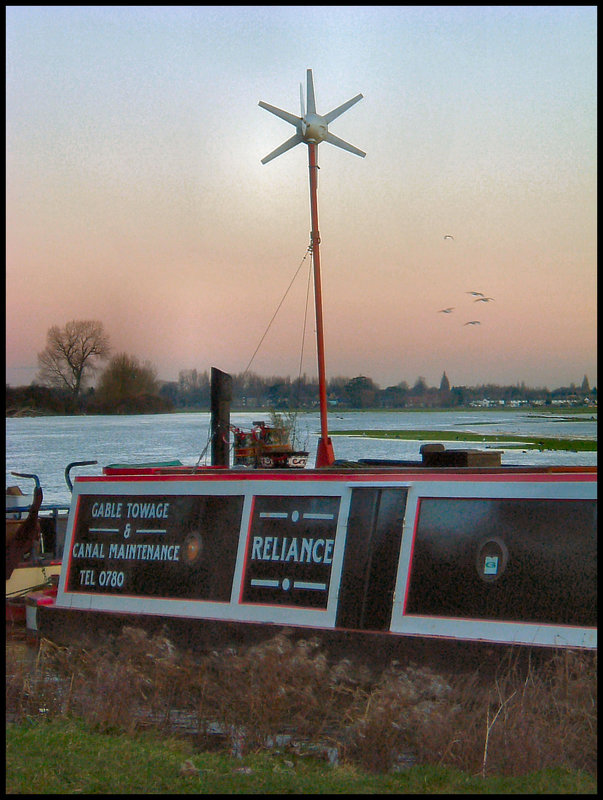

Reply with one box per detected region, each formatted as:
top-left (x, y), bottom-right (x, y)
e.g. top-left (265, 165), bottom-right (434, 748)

top-left (259, 69), bottom-right (365, 467)
top-left (259, 69), bottom-right (365, 164)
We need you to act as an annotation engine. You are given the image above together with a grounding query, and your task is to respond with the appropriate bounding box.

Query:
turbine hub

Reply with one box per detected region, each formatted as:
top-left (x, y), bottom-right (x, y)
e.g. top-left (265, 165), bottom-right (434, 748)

top-left (303, 114), bottom-right (327, 143)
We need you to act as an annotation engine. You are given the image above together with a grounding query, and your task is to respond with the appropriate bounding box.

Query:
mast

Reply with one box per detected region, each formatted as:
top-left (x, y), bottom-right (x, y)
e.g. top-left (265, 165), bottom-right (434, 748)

top-left (259, 69), bottom-right (365, 468)
top-left (308, 142), bottom-right (334, 466)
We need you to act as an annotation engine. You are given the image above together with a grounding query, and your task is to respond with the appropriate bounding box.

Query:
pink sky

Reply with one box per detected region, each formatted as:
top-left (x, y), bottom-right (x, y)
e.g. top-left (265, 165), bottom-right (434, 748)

top-left (6, 7), bottom-right (597, 391)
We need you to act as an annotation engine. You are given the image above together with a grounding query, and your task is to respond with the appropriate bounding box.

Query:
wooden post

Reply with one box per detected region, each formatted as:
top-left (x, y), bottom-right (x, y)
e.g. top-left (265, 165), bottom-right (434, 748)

top-left (211, 367), bottom-right (232, 467)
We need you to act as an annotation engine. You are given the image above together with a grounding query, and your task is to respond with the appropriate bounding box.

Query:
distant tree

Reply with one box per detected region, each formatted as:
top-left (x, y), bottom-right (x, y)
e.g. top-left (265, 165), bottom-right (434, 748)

top-left (94, 353), bottom-right (168, 413)
top-left (292, 374), bottom-right (319, 407)
top-left (439, 372), bottom-right (450, 393)
top-left (37, 320), bottom-right (111, 402)
top-left (177, 369), bottom-right (210, 407)
top-left (411, 376), bottom-right (429, 396)
top-left (326, 376), bottom-right (349, 406)
top-left (581, 375), bottom-right (590, 394)
top-left (450, 385), bottom-right (468, 406)
top-left (382, 383), bottom-right (409, 408)
top-left (232, 371), bottom-right (266, 406)
top-left (159, 381), bottom-right (180, 407)
top-left (267, 379), bottom-right (291, 408)
top-left (344, 376), bottom-right (379, 408)
top-left (6, 384), bottom-right (70, 415)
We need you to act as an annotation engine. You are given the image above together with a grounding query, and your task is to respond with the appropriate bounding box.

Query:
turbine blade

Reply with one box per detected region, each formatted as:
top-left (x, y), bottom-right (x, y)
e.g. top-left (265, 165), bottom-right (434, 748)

top-left (258, 101), bottom-right (301, 129)
top-left (300, 82), bottom-right (305, 117)
top-left (323, 131), bottom-right (366, 158)
top-left (306, 69), bottom-right (316, 115)
top-left (323, 93), bottom-right (363, 124)
top-left (261, 133), bottom-right (304, 164)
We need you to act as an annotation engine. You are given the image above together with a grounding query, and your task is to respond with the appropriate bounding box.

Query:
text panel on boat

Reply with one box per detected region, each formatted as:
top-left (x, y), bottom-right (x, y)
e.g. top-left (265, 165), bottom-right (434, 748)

top-left (241, 495), bottom-right (341, 609)
top-left (65, 494), bottom-right (244, 600)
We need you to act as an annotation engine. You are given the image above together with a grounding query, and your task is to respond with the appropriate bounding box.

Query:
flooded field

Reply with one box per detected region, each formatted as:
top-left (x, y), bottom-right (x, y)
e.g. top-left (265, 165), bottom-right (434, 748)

top-left (6, 409), bottom-right (597, 506)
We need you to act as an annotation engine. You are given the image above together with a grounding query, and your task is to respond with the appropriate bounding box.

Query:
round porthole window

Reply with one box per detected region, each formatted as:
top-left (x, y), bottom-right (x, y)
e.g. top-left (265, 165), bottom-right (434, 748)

top-left (476, 536), bottom-right (508, 582)
top-left (183, 531), bottom-right (203, 565)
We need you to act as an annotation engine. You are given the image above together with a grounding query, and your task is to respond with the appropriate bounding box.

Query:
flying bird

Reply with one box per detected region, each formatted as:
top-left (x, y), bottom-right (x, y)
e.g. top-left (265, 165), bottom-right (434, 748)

top-left (464, 321), bottom-right (481, 326)
top-left (474, 296), bottom-right (495, 302)
top-left (466, 291), bottom-right (484, 297)
top-left (443, 235), bottom-right (454, 240)
top-left (438, 307), bottom-right (454, 313)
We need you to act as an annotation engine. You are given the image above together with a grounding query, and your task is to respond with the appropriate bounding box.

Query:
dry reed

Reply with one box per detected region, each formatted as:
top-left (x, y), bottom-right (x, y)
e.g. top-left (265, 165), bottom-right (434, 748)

top-left (5, 627), bottom-right (597, 777)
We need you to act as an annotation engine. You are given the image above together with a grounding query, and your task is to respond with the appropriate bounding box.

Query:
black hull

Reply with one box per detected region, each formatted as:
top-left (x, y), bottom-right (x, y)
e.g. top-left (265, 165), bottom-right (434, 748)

top-left (37, 462), bottom-right (596, 656)
top-left (37, 603), bottom-right (582, 678)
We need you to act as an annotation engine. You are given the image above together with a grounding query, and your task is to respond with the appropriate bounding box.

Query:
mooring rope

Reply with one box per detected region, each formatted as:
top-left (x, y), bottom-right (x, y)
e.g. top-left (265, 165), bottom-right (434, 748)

top-left (241, 246), bottom-right (313, 379)
top-left (197, 245), bottom-right (314, 466)
top-left (195, 426), bottom-right (214, 467)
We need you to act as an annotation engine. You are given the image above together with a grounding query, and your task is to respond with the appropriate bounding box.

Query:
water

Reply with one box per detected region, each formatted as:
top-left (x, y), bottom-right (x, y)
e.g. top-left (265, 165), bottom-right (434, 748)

top-left (6, 410), bottom-right (597, 506)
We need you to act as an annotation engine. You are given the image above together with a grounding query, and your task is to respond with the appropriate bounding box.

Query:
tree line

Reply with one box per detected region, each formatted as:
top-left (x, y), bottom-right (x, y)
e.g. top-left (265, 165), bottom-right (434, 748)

top-left (5, 320), bottom-right (597, 415)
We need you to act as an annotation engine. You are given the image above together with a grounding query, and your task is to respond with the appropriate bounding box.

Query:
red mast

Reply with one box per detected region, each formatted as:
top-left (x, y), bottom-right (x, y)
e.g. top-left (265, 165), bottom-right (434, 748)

top-left (259, 70), bottom-right (364, 468)
top-left (308, 143), bottom-right (334, 466)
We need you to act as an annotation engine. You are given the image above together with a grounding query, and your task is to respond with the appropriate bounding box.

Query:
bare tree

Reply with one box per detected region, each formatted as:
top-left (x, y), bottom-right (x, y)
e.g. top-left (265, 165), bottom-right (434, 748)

top-left (37, 320), bottom-right (111, 400)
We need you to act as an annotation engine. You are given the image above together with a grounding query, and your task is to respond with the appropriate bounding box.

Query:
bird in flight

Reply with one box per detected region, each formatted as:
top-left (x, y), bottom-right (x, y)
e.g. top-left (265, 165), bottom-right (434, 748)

top-left (464, 320), bottom-right (481, 326)
top-left (438, 307), bottom-right (454, 313)
top-left (443, 234), bottom-right (454, 240)
top-left (466, 291), bottom-right (484, 297)
top-left (474, 296), bottom-right (495, 302)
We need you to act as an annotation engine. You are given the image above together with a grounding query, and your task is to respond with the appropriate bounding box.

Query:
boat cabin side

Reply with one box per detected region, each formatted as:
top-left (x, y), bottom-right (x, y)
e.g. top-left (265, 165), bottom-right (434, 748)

top-left (54, 468), bottom-right (597, 650)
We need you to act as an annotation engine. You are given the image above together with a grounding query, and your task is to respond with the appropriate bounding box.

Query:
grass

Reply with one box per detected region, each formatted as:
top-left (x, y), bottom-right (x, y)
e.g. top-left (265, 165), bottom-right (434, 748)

top-left (330, 429), bottom-right (597, 452)
top-left (5, 629), bottom-right (597, 793)
top-left (6, 719), bottom-right (597, 794)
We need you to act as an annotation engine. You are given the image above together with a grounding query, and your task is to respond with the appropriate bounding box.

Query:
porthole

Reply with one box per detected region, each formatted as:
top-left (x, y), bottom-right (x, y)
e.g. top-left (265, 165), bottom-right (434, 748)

top-left (475, 536), bottom-right (508, 583)
top-left (182, 531), bottom-right (203, 565)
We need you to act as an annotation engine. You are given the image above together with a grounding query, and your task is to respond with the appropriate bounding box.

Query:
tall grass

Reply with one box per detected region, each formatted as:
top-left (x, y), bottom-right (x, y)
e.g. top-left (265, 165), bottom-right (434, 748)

top-left (5, 627), bottom-right (597, 778)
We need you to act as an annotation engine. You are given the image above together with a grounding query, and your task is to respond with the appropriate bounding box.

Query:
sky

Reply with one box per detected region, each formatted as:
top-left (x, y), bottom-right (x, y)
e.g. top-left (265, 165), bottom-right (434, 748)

top-left (6, 6), bottom-right (597, 391)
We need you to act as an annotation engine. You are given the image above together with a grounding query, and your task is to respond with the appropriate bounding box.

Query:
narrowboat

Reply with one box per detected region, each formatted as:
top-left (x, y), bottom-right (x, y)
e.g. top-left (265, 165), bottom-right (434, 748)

top-left (36, 445), bottom-right (596, 665)
top-left (34, 69), bottom-right (597, 664)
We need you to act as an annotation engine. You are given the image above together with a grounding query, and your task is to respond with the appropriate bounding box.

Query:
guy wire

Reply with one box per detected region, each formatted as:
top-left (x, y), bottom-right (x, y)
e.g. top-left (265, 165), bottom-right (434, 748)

top-left (241, 246), bottom-right (312, 379)
top-left (289, 250), bottom-right (314, 447)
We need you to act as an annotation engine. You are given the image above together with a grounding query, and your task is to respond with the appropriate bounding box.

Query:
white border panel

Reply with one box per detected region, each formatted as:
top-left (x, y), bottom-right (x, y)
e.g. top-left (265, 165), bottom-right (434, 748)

top-left (390, 479), bottom-right (597, 648)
